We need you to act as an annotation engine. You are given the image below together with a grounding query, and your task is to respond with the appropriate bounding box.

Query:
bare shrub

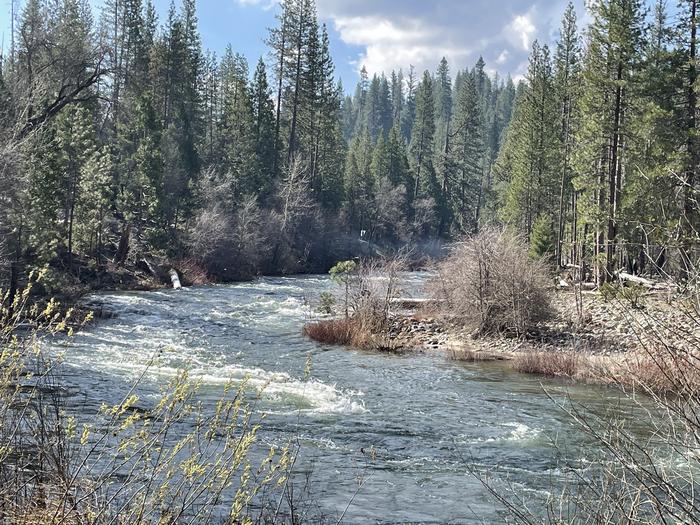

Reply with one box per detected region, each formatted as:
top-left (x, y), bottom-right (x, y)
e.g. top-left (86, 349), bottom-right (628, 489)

top-left (431, 227), bottom-right (553, 336)
top-left (174, 257), bottom-right (211, 286)
top-left (347, 256), bottom-right (407, 334)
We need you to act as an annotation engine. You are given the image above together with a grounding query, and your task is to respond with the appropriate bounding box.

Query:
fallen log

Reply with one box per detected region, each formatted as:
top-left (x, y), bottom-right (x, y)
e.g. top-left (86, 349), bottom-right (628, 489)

top-left (390, 298), bottom-right (438, 310)
top-left (616, 272), bottom-right (655, 288)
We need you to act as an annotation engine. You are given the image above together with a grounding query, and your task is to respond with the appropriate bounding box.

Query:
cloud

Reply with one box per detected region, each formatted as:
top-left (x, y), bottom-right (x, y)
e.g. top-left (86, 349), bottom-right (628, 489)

top-left (316, 0), bottom-right (585, 79)
top-left (495, 50), bottom-right (510, 65)
top-left (505, 12), bottom-right (537, 51)
top-left (241, 0), bottom-right (586, 80)
top-left (332, 15), bottom-right (471, 76)
top-left (235, 0), bottom-right (276, 10)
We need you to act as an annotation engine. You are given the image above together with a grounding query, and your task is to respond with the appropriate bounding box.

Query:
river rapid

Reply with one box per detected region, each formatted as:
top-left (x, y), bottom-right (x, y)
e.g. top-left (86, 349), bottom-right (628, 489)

top-left (50, 274), bottom-right (645, 524)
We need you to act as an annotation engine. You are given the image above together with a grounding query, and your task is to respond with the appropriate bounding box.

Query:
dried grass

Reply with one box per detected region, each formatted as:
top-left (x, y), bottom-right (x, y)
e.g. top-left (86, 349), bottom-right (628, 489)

top-left (514, 351), bottom-right (583, 378)
top-left (303, 318), bottom-right (356, 346)
top-left (303, 318), bottom-right (401, 351)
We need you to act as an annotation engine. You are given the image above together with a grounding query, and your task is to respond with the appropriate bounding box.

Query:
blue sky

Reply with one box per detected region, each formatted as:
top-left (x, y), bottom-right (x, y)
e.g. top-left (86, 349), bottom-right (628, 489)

top-left (0, 0), bottom-right (589, 86)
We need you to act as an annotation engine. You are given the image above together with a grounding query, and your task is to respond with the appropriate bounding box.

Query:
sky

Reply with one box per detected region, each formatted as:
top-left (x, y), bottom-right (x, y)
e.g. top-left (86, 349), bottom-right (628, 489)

top-left (0, 0), bottom-right (589, 87)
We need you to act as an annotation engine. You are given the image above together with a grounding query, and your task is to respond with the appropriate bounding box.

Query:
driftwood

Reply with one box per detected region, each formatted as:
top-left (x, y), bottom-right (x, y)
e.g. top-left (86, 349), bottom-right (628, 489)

top-left (170, 269), bottom-right (182, 290)
top-left (616, 272), bottom-right (656, 288)
top-left (390, 298), bottom-right (436, 310)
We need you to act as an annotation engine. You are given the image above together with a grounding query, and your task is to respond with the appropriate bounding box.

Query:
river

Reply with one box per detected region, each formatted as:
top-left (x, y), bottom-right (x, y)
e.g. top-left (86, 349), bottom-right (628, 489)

top-left (50, 274), bottom-right (645, 523)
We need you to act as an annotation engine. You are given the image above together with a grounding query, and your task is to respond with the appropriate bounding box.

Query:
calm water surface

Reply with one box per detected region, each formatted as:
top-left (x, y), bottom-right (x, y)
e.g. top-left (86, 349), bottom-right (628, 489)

top-left (50, 274), bottom-right (644, 524)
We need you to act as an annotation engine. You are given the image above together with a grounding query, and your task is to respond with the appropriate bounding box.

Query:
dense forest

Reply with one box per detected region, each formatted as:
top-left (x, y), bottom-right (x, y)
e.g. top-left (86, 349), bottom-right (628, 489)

top-left (0, 0), bottom-right (697, 292)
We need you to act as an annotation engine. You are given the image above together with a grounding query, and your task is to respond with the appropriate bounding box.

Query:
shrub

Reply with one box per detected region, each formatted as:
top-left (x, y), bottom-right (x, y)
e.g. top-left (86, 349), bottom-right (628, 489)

top-left (303, 318), bottom-right (356, 345)
top-left (619, 283), bottom-right (647, 309)
top-left (514, 351), bottom-right (582, 378)
top-left (0, 273), bottom-right (295, 524)
top-left (599, 282), bottom-right (646, 309)
top-left (431, 228), bottom-right (553, 337)
top-left (175, 257), bottom-right (212, 286)
top-left (318, 291), bottom-right (336, 314)
top-left (599, 282), bottom-right (620, 302)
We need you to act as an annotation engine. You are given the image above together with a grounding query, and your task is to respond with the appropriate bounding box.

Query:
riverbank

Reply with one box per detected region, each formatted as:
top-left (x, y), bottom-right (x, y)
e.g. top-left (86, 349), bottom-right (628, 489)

top-left (312, 288), bottom-right (700, 392)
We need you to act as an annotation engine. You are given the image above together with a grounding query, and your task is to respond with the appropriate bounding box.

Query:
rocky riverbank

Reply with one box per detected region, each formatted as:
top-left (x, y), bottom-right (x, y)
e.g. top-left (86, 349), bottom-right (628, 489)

top-left (382, 289), bottom-right (700, 383)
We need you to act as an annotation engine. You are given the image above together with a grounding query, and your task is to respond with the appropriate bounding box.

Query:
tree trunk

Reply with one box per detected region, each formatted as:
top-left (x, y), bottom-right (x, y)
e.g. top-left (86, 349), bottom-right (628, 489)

top-left (556, 89), bottom-right (572, 269)
top-left (115, 224), bottom-right (131, 265)
top-left (682, 0), bottom-right (698, 278)
top-left (606, 62), bottom-right (624, 281)
top-left (287, 10), bottom-right (304, 163)
top-left (273, 12), bottom-right (287, 175)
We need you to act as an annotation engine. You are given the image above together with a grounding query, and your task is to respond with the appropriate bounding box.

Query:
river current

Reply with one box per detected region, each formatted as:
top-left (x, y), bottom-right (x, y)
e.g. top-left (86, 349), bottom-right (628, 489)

top-left (50, 274), bottom-right (643, 523)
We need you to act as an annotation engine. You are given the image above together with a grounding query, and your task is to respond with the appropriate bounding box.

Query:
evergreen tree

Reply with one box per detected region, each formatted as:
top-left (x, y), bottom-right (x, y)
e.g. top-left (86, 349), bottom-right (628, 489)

top-left (401, 66), bottom-right (417, 142)
top-left (497, 42), bottom-right (558, 240)
top-left (574, 0), bottom-right (644, 283)
top-left (218, 49), bottom-right (256, 201)
top-left (409, 71), bottom-right (437, 205)
top-left (313, 27), bottom-right (345, 209)
top-left (452, 72), bottom-right (485, 233)
top-left (529, 214), bottom-right (555, 259)
top-left (344, 131), bottom-right (374, 229)
top-left (553, 3), bottom-right (581, 267)
top-left (251, 57), bottom-right (278, 201)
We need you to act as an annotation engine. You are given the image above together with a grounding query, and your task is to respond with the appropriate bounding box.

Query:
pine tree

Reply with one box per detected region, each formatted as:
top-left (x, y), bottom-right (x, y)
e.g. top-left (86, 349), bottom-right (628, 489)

top-left (401, 66), bottom-right (417, 142)
top-left (529, 214), bottom-right (555, 259)
top-left (409, 71), bottom-right (437, 204)
top-left (313, 27), bottom-right (345, 209)
top-left (251, 57), bottom-right (278, 201)
top-left (266, 0), bottom-right (292, 173)
top-left (218, 49), bottom-right (256, 201)
top-left (452, 72), bottom-right (485, 233)
top-left (391, 69), bottom-right (404, 130)
top-left (553, 3), bottom-right (581, 267)
top-left (344, 131), bottom-right (374, 229)
top-left (497, 42), bottom-right (558, 239)
top-left (574, 0), bottom-right (644, 283)
top-left (76, 146), bottom-right (113, 267)
top-left (55, 104), bottom-right (99, 268)
top-left (678, 0), bottom-right (699, 271)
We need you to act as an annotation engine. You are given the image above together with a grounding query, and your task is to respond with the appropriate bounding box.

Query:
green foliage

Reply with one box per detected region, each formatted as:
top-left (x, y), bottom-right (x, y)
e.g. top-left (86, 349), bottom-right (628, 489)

top-left (529, 215), bottom-right (555, 260)
top-left (600, 282), bottom-right (646, 309)
top-left (4, 0), bottom-right (699, 289)
top-left (318, 291), bottom-right (336, 314)
top-left (599, 282), bottom-right (620, 303)
top-left (329, 260), bottom-right (358, 284)
top-left (330, 260), bottom-right (357, 317)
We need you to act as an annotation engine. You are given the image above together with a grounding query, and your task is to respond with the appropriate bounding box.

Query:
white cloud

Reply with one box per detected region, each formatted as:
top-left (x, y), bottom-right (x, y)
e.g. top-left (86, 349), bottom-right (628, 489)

top-left (235, 0), bottom-right (276, 10)
top-left (332, 15), bottom-right (471, 75)
top-left (496, 49), bottom-right (510, 65)
top-left (245, 0), bottom-right (588, 80)
top-left (505, 12), bottom-right (537, 51)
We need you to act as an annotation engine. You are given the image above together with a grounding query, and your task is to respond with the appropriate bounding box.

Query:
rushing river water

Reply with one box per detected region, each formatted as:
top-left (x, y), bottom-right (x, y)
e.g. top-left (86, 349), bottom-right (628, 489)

top-left (50, 274), bottom-right (646, 524)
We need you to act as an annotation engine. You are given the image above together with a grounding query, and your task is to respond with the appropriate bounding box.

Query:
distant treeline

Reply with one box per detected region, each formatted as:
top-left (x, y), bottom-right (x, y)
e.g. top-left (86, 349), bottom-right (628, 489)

top-left (0, 0), bottom-right (697, 288)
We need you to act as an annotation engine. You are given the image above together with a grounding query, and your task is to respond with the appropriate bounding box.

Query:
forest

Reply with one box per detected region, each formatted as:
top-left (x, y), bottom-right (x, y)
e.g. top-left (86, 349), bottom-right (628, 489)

top-left (0, 0), bottom-right (697, 293)
top-left (1, 1), bottom-right (700, 522)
